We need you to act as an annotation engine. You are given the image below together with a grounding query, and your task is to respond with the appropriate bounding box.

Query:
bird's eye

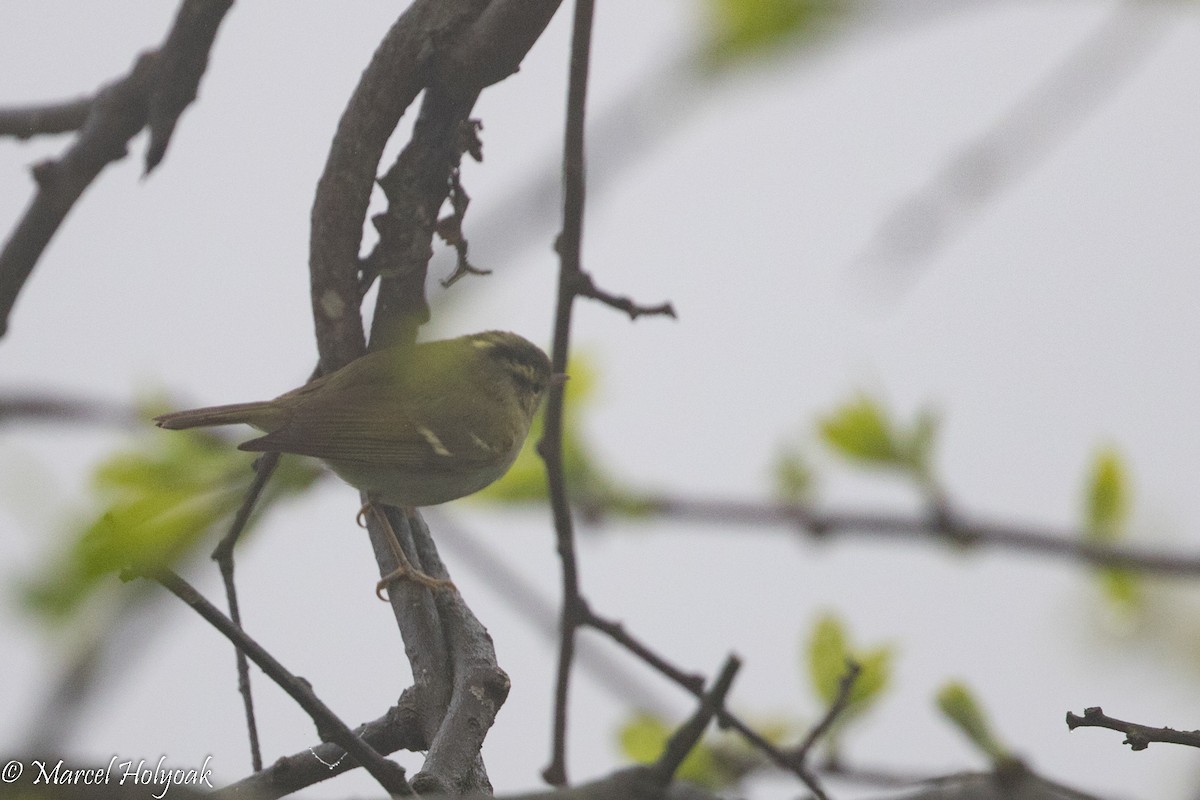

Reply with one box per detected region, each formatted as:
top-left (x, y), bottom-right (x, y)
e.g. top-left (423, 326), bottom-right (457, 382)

top-left (508, 365), bottom-right (541, 394)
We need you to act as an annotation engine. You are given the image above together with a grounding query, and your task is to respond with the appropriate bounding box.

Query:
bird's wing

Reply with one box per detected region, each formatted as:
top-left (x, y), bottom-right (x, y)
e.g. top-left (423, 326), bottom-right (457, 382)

top-left (238, 348), bottom-right (513, 469)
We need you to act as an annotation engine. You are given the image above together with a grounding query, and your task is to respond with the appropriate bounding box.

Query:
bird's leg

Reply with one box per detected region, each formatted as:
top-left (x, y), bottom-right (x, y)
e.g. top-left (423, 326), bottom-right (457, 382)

top-left (361, 502), bottom-right (455, 600)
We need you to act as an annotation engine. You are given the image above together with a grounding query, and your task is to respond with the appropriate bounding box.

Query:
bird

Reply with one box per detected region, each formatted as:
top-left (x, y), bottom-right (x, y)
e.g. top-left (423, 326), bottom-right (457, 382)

top-left (155, 330), bottom-right (559, 596)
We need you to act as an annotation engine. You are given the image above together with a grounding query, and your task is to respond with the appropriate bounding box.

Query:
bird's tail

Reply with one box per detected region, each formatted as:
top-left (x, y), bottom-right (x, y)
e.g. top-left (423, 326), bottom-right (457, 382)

top-left (154, 401), bottom-right (281, 431)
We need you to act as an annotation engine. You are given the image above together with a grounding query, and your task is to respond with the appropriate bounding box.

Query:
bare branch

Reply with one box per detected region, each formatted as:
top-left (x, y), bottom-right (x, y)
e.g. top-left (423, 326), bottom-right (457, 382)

top-left (540, 0), bottom-right (597, 784)
top-left (0, 0), bottom-right (233, 338)
top-left (409, 513), bottom-right (511, 795)
top-left (210, 451), bottom-right (284, 773)
top-left (0, 53), bottom-right (157, 339)
top-left (145, 0), bottom-right (234, 172)
top-left (853, 0), bottom-right (1176, 281)
top-left (0, 391), bottom-right (138, 427)
top-left (793, 660), bottom-right (862, 762)
top-left (572, 270), bottom-right (676, 321)
top-left (299, 1), bottom-right (563, 793)
top-left (153, 570), bottom-right (412, 797)
top-left (618, 495), bottom-right (1200, 578)
top-left (309, 0), bottom-right (561, 369)
top-left (364, 87), bottom-right (480, 351)
top-left (0, 98), bottom-right (93, 139)
top-left (582, 609), bottom-right (706, 694)
top-left (213, 700), bottom-right (427, 799)
top-left (578, 603), bottom-right (835, 798)
top-left (649, 656), bottom-right (740, 786)
top-left (1067, 706), bottom-right (1200, 752)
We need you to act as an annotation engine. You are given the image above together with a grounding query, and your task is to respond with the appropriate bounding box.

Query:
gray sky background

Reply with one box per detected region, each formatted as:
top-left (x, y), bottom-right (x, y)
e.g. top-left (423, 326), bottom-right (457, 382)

top-left (2, 2), bottom-right (1199, 798)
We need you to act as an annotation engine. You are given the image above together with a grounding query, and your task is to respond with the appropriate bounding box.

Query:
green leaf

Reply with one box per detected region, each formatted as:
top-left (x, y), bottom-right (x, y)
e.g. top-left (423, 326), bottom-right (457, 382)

top-left (806, 613), bottom-right (892, 725)
top-left (620, 712), bottom-right (671, 765)
top-left (809, 615), bottom-right (850, 704)
top-left (1083, 446), bottom-right (1129, 542)
top-left (1080, 446), bottom-right (1141, 609)
top-left (23, 420), bottom-right (320, 619)
top-left (1097, 569), bottom-right (1140, 608)
top-left (936, 682), bottom-right (1010, 763)
top-left (851, 646), bottom-right (891, 710)
top-left (818, 396), bottom-right (900, 466)
top-left (619, 711), bottom-right (791, 789)
top-left (618, 712), bottom-right (722, 788)
top-left (702, 0), bottom-right (849, 69)
top-left (773, 446), bottom-right (814, 503)
top-left (818, 395), bottom-right (940, 488)
top-left (903, 407), bottom-right (940, 480)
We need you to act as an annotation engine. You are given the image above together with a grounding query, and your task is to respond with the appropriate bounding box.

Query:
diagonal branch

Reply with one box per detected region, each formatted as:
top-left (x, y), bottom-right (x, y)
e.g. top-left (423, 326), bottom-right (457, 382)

top-left (853, 0), bottom-right (1177, 278)
top-left (213, 699), bottom-right (427, 799)
top-left (647, 656), bottom-right (740, 786)
top-left (154, 570), bottom-right (411, 797)
top-left (0, 0), bottom-right (234, 338)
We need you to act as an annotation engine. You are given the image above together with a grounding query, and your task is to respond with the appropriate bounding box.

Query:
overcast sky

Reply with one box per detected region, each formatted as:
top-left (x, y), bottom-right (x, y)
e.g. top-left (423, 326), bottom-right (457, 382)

top-left (2, 2), bottom-right (1199, 798)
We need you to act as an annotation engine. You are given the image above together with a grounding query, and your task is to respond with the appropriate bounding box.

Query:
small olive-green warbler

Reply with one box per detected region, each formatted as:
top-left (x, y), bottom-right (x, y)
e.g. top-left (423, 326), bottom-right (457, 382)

top-left (155, 331), bottom-right (557, 507)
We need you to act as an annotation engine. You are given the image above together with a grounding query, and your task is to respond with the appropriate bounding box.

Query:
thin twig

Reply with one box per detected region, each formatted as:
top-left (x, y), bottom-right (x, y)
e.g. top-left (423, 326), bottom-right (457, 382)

top-left (428, 511), bottom-right (673, 713)
top-left (793, 660), bottom-right (861, 761)
top-left (781, 659), bottom-right (864, 800)
top-left (153, 570), bottom-right (411, 797)
top-left (213, 699), bottom-right (426, 800)
top-left (572, 271), bottom-right (676, 321)
top-left (539, 0), bottom-right (596, 786)
top-left (649, 656), bottom-right (741, 786)
top-left (581, 609), bottom-right (706, 694)
top-left (580, 603), bottom-right (831, 797)
top-left (715, 705), bottom-right (830, 798)
top-left (210, 451), bottom-right (284, 773)
top-left (438, 132), bottom-right (494, 289)
top-left (1067, 706), bottom-right (1200, 751)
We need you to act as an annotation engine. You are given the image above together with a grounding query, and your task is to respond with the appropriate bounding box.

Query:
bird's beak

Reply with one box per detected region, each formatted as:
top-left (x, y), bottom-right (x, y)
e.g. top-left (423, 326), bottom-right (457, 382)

top-left (551, 373), bottom-right (569, 387)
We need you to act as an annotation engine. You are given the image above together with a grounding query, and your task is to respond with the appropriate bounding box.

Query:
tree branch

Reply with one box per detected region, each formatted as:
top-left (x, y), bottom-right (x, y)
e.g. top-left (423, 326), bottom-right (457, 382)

top-left (153, 570), bottom-right (411, 797)
top-left (0, 391), bottom-right (139, 428)
top-left (0, 97), bottom-right (93, 139)
top-left (576, 603), bottom-right (831, 798)
top-left (210, 451), bottom-right (285, 773)
top-left (539, 0), bottom-right (597, 784)
top-left (615, 495), bottom-right (1200, 578)
top-left (648, 656), bottom-right (740, 786)
top-left (793, 660), bottom-right (861, 759)
top-left (853, 0), bottom-right (1175, 280)
top-left (213, 699), bottom-right (427, 799)
top-left (571, 270), bottom-right (676, 321)
top-left (1066, 706), bottom-right (1200, 752)
top-left (0, 0), bottom-right (233, 338)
